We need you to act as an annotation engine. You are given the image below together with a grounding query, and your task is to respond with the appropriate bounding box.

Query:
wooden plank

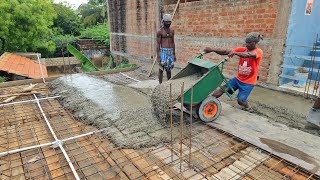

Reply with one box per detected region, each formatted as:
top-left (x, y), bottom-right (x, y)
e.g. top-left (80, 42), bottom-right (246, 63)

top-left (148, 55), bottom-right (157, 77)
top-left (172, 0), bottom-right (181, 20)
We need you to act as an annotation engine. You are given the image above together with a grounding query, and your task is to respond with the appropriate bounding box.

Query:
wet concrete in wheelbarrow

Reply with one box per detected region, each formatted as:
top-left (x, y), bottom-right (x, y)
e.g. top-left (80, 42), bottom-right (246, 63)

top-left (151, 74), bottom-right (202, 124)
top-left (49, 74), bottom-right (191, 149)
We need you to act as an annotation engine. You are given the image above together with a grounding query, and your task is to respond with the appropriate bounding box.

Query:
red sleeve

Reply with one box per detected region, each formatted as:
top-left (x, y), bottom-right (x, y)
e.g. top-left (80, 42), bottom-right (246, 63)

top-left (233, 47), bottom-right (247, 52)
top-left (253, 48), bottom-right (263, 59)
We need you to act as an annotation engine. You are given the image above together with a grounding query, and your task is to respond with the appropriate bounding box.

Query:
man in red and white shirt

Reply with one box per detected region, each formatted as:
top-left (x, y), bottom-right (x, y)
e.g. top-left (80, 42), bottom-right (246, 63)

top-left (203, 32), bottom-right (263, 112)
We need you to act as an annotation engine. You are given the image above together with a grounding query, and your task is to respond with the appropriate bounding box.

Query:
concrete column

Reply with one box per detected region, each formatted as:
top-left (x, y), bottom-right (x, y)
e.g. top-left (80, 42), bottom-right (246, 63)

top-left (156, 0), bottom-right (162, 30)
top-left (267, 0), bottom-right (292, 85)
top-left (106, 0), bottom-right (112, 53)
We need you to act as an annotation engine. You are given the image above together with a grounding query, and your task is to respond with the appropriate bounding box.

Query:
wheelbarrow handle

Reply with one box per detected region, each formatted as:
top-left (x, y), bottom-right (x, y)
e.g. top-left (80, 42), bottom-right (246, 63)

top-left (216, 56), bottom-right (230, 66)
top-left (199, 52), bottom-right (230, 60)
top-left (197, 52), bottom-right (206, 58)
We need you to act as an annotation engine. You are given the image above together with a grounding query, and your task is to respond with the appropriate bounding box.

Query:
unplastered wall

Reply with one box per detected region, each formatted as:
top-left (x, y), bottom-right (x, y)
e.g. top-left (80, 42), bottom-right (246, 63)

top-left (108, 0), bottom-right (291, 85)
top-left (163, 0), bottom-right (290, 84)
top-left (44, 57), bottom-right (80, 67)
top-left (108, 0), bottom-right (158, 64)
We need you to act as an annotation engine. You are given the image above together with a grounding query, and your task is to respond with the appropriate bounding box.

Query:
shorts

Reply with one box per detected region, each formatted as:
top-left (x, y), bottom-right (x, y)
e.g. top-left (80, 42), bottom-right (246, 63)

top-left (159, 48), bottom-right (174, 72)
top-left (226, 77), bottom-right (254, 103)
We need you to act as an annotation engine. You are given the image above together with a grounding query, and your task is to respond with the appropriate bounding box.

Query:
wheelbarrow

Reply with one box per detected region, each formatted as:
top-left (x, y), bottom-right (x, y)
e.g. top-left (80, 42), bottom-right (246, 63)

top-left (172, 53), bottom-right (233, 122)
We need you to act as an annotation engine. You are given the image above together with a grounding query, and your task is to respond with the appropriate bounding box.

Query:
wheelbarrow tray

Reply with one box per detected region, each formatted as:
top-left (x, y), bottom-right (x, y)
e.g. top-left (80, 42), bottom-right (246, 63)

top-left (172, 56), bottom-right (230, 106)
top-left (183, 67), bottom-right (225, 105)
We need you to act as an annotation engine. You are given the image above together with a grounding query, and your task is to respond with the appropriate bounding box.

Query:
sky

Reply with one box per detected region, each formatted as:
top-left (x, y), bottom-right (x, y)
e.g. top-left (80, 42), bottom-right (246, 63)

top-left (53, 0), bottom-right (89, 9)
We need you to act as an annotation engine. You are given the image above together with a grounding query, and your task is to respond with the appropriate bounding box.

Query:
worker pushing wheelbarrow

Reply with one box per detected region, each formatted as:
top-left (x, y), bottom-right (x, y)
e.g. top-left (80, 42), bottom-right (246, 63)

top-left (174, 32), bottom-right (264, 122)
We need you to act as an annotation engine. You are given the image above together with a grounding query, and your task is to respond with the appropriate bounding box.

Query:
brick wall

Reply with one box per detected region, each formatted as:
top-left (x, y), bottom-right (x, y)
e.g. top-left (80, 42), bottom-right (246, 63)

top-left (108, 0), bottom-right (158, 64)
top-left (44, 57), bottom-right (80, 67)
top-left (77, 39), bottom-right (109, 51)
top-left (173, 36), bottom-right (273, 82)
top-left (107, 0), bottom-right (291, 85)
top-left (165, 0), bottom-right (278, 38)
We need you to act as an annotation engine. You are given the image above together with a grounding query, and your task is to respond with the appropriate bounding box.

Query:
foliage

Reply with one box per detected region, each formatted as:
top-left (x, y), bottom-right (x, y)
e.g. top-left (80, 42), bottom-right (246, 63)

top-left (88, 0), bottom-right (106, 5)
top-left (34, 3), bottom-right (81, 58)
top-left (104, 55), bottom-right (137, 70)
top-left (104, 54), bottom-right (115, 70)
top-left (0, 0), bottom-right (56, 52)
top-left (121, 57), bottom-right (129, 64)
top-left (79, 24), bottom-right (109, 45)
top-left (52, 35), bottom-right (77, 49)
top-left (51, 34), bottom-right (78, 57)
top-left (78, 0), bottom-right (107, 27)
top-left (35, 41), bottom-right (56, 58)
top-left (35, 31), bottom-right (78, 58)
top-left (114, 64), bottom-right (138, 69)
top-left (67, 44), bottom-right (97, 72)
top-left (0, 76), bottom-right (8, 83)
top-left (52, 3), bottom-right (81, 36)
top-left (0, 38), bottom-right (4, 56)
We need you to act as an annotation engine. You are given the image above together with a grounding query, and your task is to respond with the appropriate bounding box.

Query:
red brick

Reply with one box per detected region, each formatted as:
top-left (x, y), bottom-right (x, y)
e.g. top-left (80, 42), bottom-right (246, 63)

top-left (256, 9), bottom-right (266, 13)
top-left (109, 0), bottom-right (284, 83)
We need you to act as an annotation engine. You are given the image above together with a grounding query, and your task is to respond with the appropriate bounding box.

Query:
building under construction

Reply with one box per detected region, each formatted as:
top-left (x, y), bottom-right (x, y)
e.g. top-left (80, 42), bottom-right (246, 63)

top-left (0, 0), bottom-right (320, 179)
top-left (0, 66), bottom-right (319, 179)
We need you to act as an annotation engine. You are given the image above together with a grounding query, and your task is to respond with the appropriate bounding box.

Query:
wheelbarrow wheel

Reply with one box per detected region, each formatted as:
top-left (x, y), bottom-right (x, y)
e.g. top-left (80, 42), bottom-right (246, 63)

top-left (196, 97), bottom-right (221, 122)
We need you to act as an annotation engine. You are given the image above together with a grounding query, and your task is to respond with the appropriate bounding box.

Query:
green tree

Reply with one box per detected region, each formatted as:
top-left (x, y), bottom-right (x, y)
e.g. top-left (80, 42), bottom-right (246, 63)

top-left (52, 3), bottom-right (81, 36)
top-left (51, 34), bottom-right (78, 57)
top-left (0, 0), bottom-right (56, 52)
top-left (79, 24), bottom-right (109, 45)
top-left (78, 0), bottom-right (107, 27)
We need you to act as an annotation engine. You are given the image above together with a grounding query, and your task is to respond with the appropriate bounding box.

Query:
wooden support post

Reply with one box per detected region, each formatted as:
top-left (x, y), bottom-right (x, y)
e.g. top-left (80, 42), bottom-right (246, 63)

top-left (172, 0), bottom-right (181, 20)
top-left (148, 55), bottom-right (158, 77)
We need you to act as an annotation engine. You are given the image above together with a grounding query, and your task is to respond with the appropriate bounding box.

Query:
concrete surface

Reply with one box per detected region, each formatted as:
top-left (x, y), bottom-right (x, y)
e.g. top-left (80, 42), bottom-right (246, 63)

top-left (210, 102), bottom-right (320, 176)
top-left (50, 74), bottom-right (188, 149)
top-left (132, 78), bottom-right (320, 176)
top-left (307, 108), bottom-right (320, 128)
top-left (219, 85), bottom-right (319, 137)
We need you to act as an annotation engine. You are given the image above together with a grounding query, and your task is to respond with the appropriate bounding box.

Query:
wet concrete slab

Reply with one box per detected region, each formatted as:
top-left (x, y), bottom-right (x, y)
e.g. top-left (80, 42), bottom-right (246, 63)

top-left (60, 74), bottom-right (151, 119)
top-left (127, 80), bottom-right (159, 95)
top-left (210, 102), bottom-right (320, 176)
top-left (50, 74), bottom-right (191, 149)
top-left (50, 74), bottom-right (170, 148)
top-left (50, 75), bottom-right (320, 175)
top-left (128, 80), bottom-right (159, 89)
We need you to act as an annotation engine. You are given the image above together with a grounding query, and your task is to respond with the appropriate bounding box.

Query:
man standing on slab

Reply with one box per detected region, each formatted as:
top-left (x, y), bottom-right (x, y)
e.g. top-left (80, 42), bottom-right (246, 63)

top-left (156, 14), bottom-right (176, 84)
